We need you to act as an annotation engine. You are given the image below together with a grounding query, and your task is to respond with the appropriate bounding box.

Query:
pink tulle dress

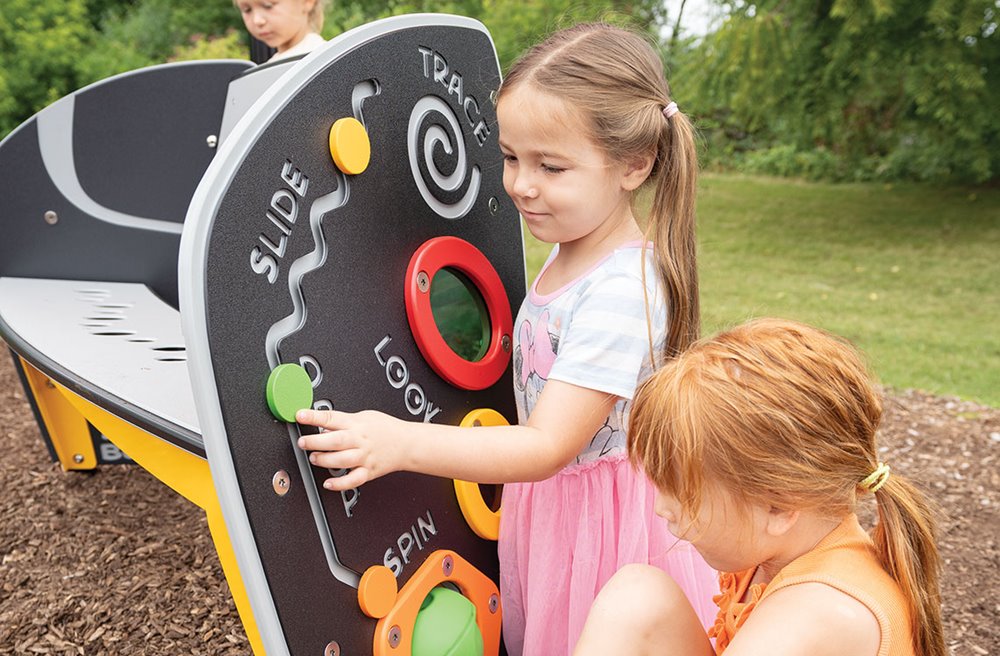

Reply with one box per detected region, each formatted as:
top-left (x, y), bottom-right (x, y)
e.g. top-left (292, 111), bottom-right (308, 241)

top-left (499, 245), bottom-right (719, 654)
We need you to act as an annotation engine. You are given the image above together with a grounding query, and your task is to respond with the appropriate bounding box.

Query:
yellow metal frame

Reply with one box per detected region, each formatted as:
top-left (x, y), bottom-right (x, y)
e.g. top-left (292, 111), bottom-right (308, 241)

top-left (17, 358), bottom-right (264, 655)
top-left (19, 360), bottom-right (97, 471)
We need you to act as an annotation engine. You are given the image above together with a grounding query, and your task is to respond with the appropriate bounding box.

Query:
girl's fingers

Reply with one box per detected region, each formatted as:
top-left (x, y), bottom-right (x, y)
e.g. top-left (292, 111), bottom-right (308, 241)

top-left (323, 467), bottom-right (371, 491)
top-left (308, 448), bottom-right (365, 471)
top-left (296, 408), bottom-right (348, 429)
top-left (297, 429), bottom-right (355, 452)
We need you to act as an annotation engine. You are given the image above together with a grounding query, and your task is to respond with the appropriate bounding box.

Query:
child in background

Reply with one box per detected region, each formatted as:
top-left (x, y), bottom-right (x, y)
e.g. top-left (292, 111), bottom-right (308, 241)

top-left (296, 23), bottom-right (718, 654)
top-left (235, 0), bottom-right (326, 62)
top-left (574, 318), bottom-right (945, 656)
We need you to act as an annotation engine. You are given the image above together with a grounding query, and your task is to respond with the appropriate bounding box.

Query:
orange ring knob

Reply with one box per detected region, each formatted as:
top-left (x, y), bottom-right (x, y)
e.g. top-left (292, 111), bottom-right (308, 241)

top-left (358, 565), bottom-right (398, 619)
top-left (455, 409), bottom-right (509, 540)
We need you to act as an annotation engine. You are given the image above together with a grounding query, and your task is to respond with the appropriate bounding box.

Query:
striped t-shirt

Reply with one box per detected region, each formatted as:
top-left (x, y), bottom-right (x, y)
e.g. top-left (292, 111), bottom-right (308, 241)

top-left (512, 241), bottom-right (667, 465)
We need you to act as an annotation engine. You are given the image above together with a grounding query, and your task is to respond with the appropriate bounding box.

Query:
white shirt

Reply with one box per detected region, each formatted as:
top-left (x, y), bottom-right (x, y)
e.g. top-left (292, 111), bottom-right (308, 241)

top-left (269, 32), bottom-right (326, 62)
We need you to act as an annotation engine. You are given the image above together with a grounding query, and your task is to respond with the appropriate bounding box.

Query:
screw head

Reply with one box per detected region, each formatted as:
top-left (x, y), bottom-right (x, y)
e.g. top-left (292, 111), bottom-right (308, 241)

top-left (272, 470), bottom-right (290, 496)
top-left (442, 555), bottom-right (454, 577)
top-left (489, 593), bottom-right (499, 614)
top-left (43, 211), bottom-right (58, 225)
top-left (488, 197), bottom-right (499, 215)
top-left (73, 454), bottom-right (84, 464)
top-left (501, 335), bottom-right (512, 353)
top-left (206, 135), bottom-right (218, 148)
top-left (388, 625), bottom-right (402, 648)
top-left (416, 271), bottom-right (430, 293)
top-left (323, 641), bottom-right (340, 656)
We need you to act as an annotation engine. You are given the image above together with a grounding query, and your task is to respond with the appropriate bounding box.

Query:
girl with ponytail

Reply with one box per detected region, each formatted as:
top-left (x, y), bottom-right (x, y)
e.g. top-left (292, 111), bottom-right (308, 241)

top-left (298, 22), bottom-right (718, 653)
top-left (575, 318), bottom-right (945, 656)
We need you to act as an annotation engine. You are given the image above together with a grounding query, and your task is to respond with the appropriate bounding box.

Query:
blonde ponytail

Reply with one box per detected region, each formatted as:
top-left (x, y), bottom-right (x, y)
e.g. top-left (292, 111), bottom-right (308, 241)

top-left (646, 109), bottom-right (700, 360)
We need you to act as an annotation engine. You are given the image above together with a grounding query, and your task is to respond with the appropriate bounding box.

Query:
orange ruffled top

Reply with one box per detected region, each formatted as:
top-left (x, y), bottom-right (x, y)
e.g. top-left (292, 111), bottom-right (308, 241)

top-left (708, 569), bottom-right (765, 652)
top-left (708, 514), bottom-right (914, 656)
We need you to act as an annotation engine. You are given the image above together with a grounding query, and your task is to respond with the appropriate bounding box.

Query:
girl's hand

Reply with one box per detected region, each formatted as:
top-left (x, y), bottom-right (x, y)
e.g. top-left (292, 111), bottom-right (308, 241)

top-left (294, 380), bottom-right (618, 488)
top-left (295, 409), bottom-right (406, 491)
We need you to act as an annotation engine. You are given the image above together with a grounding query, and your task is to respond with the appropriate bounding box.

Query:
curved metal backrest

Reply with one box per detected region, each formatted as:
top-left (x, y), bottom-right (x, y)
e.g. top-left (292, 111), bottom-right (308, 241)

top-left (0, 59), bottom-right (252, 308)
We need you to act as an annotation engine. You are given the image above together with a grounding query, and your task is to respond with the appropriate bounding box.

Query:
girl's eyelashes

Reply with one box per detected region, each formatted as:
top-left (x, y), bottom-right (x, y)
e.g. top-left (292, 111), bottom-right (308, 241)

top-left (499, 151), bottom-right (565, 174)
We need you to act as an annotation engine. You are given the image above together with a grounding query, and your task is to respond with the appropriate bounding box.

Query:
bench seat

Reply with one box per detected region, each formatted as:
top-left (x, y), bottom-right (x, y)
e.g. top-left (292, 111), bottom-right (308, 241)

top-left (0, 277), bottom-right (202, 456)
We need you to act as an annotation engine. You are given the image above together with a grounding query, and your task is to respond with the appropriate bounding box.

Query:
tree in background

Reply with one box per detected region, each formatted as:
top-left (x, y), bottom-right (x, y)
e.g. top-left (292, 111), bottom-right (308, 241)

top-left (320, 0), bottom-right (666, 66)
top-left (674, 0), bottom-right (999, 182)
top-left (0, 0), bottom-right (244, 136)
top-left (0, 0), bottom-right (93, 135)
top-left (0, 0), bottom-right (664, 141)
top-left (8, 0), bottom-right (992, 184)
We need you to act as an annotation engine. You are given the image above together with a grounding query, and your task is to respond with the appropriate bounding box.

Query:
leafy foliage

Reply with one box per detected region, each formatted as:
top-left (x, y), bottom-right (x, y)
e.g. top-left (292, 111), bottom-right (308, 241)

top-left (2, 0), bottom-right (994, 183)
top-left (0, 0), bottom-right (93, 135)
top-left (0, 0), bottom-right (663, 140)
top-left (320, 0), bottom-right (665, 68)
top-left (0, 0), bottom-right (243, 136)
top-left (675, 0), bottom-right (1000, 182)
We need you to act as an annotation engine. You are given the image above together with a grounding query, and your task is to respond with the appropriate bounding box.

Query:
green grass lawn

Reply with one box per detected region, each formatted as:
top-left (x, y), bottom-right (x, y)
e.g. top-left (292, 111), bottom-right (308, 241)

top-left (522, 174), bottom-right (1000, 406)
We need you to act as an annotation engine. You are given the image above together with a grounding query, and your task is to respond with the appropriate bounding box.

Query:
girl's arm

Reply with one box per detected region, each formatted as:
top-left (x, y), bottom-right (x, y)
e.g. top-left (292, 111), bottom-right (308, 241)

top-left (723, 583), bottom-right (880, 656)
top-left (296, 379), bottom-right (618, 490)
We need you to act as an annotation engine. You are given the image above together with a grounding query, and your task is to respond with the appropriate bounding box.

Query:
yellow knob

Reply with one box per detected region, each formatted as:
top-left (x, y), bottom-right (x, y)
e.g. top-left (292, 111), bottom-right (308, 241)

top-left (328, 117), bottom-right (371, 175)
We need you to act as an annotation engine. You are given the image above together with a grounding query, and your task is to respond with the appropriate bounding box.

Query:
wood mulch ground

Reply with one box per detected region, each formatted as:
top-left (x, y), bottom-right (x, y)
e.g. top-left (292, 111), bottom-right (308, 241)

top-left (0, 350), bottom-right (997, 655)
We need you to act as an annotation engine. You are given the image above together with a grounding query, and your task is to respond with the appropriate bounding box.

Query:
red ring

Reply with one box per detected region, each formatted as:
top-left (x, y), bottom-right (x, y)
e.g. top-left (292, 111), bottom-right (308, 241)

top-left (405, 237), bottom-right (513, 391)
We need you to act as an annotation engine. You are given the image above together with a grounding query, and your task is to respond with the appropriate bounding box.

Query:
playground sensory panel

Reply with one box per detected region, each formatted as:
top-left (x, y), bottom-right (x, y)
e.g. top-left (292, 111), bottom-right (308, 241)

top-left (181, 16), bottom-right (523, 655)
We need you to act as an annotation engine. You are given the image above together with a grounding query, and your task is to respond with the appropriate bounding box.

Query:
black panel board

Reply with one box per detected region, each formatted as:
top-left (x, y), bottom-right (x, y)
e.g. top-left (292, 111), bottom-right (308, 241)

top-left (74, 61), bottom-right (252, 225)
top-left (200, 23), bottom-right (521, 655)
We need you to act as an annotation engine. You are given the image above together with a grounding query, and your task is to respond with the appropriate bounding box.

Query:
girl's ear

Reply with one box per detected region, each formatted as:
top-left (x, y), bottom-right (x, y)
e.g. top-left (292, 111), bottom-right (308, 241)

top-left (765, 506), bottom-right (800, 537)
top-left (620, 151), bottom-right (656, 191)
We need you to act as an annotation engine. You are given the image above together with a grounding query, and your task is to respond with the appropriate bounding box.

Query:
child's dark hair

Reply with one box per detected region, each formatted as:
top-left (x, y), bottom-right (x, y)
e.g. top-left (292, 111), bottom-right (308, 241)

top-left (497, 23), bottom-right (700, 362)
top-left (628, 318), bottom-right (945, 656)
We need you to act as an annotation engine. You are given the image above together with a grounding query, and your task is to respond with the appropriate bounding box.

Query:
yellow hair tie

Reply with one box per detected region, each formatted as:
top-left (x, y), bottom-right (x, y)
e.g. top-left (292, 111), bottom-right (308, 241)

top-left (859, 462), bottom-right (891, 493)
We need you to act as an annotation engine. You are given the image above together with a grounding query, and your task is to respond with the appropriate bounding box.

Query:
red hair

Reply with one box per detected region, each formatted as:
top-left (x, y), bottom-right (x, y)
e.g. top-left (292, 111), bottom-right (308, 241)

top-left (629, 318), bottom-right (944, 656)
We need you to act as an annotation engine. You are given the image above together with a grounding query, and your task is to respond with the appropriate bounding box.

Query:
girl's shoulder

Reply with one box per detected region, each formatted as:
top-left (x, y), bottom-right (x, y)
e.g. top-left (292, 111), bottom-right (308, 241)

top-left (529, 242), bottom-right (652, 305)
top-left (585, 243), bottom-right (662, 305)
top-left (602, 241), bottom-right (654, 275)
top-left (727, 583), bottom-right (881, 656)
top-left (578, 242), bottom-right (657, 294)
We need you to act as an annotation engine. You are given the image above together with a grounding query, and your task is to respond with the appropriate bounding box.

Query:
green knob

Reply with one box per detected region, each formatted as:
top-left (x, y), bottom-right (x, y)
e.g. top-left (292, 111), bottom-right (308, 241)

top-left (412, 586), bottom-right (484, 656)
top-left (265, 363), bottom-right (314, 423)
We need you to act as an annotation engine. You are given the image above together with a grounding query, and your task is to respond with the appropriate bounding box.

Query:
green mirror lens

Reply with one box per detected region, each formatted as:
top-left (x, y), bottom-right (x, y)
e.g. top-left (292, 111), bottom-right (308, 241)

top-left (429, 268), bottom-right (490, 363)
